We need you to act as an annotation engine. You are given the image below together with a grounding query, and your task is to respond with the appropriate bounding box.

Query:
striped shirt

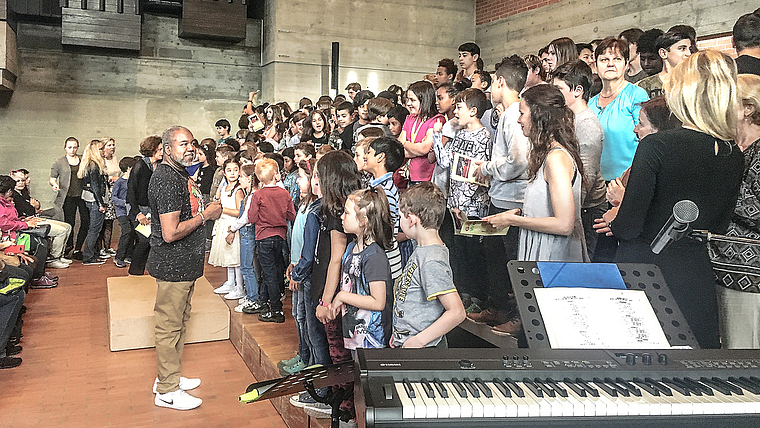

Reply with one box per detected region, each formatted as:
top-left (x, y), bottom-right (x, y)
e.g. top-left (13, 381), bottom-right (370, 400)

top-left (370, 172), bottom-right (402, 280)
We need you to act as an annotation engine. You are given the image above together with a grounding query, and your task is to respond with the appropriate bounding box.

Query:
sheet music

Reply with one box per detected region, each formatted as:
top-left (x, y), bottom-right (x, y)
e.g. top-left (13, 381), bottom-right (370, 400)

top-left (534, 287), bottom-right (670, 349)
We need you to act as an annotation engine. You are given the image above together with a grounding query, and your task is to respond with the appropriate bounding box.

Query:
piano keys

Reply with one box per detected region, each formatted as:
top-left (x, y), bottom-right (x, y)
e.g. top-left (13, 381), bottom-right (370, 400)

top-left (355, 348), bottom-right (760, 427)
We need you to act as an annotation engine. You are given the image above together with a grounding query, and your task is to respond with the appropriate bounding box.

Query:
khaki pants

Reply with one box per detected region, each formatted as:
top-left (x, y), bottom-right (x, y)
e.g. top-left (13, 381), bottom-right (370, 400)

top-left (154, 279), bottom-right (195, 394)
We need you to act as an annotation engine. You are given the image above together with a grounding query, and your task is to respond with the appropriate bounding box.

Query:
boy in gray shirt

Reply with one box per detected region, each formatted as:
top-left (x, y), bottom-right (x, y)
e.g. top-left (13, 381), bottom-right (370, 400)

top-left (392, 182), bottom-right (466, 348)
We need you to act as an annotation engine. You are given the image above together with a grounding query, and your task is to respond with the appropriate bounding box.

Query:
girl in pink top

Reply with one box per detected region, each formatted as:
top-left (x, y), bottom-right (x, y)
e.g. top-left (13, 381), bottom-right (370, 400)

top-left (399, 81), bottom-right (445, 183)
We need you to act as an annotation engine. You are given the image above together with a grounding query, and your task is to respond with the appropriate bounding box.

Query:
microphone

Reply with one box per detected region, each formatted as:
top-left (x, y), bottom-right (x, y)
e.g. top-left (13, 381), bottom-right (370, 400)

top-left (650, 200), bottom-right (699, 254)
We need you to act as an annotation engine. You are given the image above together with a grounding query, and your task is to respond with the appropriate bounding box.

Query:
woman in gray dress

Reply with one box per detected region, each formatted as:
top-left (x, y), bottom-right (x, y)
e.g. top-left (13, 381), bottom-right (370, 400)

top-left (484, 84), bottom-right (587, 262)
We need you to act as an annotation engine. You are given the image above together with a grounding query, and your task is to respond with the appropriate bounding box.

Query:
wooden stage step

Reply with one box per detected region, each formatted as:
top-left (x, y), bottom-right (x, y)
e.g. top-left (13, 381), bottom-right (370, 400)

top-left (107, 275), bottom-right (230, 351)
top-left (222, 293), bottom-right (330, 428)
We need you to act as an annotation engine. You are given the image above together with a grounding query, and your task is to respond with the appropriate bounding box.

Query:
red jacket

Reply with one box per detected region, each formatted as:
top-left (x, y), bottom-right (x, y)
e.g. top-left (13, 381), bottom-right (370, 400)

top-left (247, 185), bottom-right (296, 241)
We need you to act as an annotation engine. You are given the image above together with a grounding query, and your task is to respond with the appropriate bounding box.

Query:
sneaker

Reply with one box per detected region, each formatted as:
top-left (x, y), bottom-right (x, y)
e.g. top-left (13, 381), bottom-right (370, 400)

top-left (467, 308), bottom-right (509, 326)
top-left (258, 310), bottom-right (285, 323)
top-left (72, 250), bottom-right (83, 260)
top-left (491, 315), bottom-right (522, 336)
top-left (114, 259), bottom-right (127, 268)
top-left (106, 248), bottom-right (117, 256)
top-left (6, 344), bottom-right (22, 356)
top-left (213, 282), bottom-right (234, 294)
top-left (339, 419), bottom-right (358, 428)
top-left (43, 272), bottom-right (59, 281)
top-left (46, 259), bottom-right (70, 269)
top-left (99, 249), bottom-right (112, 258)
top-left (30, 277), bottom-right (57, 289)
top-left (0, 356), bottom-right (22, 369)
top-left (154, 389), bottom-right (202, 410)
top-left (152, 377), bottom-right (201, 394)
top-left (238, 296), bottom-right (249, 304)
top-left (234, 298), bottom-right (253, 313)
top-left (290, 391), bottom-right (327, 408)
top-left (282, 361), bottom-right (306, 375)
top-left (224, 287), bottom-right (246, 300)
top-left (82, 259), bottom-right (106, 266)
top-left (242, 301), bottom-right (268, 314)
top-left (303, 402), bottom-right (331, 418)
top-left (59, 257), bottom-right (73, 264)
top-left (124, 258), bottom-right (132, 264)
top-left (277, 354), bottom-right (302, 370)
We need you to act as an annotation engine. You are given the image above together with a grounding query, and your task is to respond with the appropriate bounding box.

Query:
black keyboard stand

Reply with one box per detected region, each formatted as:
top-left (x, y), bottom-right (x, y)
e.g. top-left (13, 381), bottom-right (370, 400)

top-left (507, 261), bottom-right (699, 349)
top-left (304, 379), bottom-right (353, 428)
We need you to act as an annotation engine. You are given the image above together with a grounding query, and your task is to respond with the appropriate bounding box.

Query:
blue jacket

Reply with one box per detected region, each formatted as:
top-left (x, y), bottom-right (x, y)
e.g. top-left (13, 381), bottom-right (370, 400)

top-left (291, 199), bottom-right (322, 284)
top-left (111, 177), bottom-right (129, 217)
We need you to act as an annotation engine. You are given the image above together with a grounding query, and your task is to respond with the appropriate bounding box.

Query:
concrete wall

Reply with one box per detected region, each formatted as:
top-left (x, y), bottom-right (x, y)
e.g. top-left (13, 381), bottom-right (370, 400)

top-left (260, 0), bottom-right (475, 105)
top-left (476, 0), bottom-right (755, 60)
top-left (0, 14), bottom-right (262, 209)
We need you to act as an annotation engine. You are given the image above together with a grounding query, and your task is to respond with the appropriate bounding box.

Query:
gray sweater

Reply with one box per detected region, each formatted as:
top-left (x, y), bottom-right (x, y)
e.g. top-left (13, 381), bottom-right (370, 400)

top-left (479, 102), bottom-right (530, 210)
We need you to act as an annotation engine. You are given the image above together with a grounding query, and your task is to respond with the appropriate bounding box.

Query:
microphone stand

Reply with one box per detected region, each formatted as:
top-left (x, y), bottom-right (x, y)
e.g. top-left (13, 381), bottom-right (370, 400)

top-left (689, 230), bottom-right (760, 246)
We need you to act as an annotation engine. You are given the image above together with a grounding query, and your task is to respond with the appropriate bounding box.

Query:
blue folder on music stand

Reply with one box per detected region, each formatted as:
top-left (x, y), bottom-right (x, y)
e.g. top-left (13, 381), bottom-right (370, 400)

top-left (537, 262), bottom-right (626, 290)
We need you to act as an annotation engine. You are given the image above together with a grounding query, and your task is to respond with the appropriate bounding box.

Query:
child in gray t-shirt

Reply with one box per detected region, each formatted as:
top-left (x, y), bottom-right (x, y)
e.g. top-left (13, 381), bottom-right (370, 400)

top-left (392, 182), bottom-right (466, 348)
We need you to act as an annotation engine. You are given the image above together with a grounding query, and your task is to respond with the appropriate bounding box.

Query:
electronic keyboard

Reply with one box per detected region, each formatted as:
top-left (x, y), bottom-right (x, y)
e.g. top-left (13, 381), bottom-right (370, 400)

top-left (355, 347), bottom-right (760, 427)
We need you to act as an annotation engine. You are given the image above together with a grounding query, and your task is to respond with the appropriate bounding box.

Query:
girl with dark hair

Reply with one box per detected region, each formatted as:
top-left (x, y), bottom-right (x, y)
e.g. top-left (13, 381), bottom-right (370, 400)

top-left (209, 159), bottom-right (246, 301)
top-left (311, 150), bottom-right (362, 420)
top-left (484, 84), bottom-right (587, 262)
top-left (300, 109), bottom-right (330, 149)
top-left (264, 104), bottom-right (284, 141)
top-left (399, 81), bottom-right (445, 184)
top-left (547, 37), bottom-right (579, 71)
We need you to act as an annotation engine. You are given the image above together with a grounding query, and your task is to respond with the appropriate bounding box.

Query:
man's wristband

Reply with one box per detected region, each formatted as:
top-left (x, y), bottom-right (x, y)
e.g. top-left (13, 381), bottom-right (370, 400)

top-left (318, 299), bottom-right (329, 307)
top-left (198, 212), bottom-right (205, 224)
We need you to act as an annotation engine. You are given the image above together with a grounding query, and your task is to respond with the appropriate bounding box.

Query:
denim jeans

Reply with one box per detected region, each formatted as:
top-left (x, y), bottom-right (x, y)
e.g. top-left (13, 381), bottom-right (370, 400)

top-left (239, 226), bottom-right (259, 302)
top-left (292, 288), bottom-right (312, 365)
top-left (256, 235), bottom-right (285, 312)
top-left (83, 201), bottom-right (105, 262)
top-left (302, 279), bottom-right (331, 367)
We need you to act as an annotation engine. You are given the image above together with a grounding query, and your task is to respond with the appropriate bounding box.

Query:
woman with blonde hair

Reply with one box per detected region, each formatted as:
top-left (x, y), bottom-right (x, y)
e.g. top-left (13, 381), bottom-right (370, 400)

top-left (596, 50), bottom-right (744, 348)
top-left (78, 139), bottom-right (109, 265)
top-left (709, 74), bottom-right (760, 348)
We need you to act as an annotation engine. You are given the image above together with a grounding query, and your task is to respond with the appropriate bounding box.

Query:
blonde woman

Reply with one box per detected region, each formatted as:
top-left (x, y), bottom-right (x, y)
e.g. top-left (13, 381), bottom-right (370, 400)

top-left (598, 50), bottom-right (743, 349)
top-left (78, 139), bottom-right (109, 265)
top-left (709, 74), bottom-right (760, 348)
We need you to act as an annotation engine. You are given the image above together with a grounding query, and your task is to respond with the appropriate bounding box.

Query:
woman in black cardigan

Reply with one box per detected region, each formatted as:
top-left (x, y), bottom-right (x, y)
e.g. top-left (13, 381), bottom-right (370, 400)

top-left (126, 136), bottom-right (163, 275)
top-left (596, 50), bottom-right (743, 348)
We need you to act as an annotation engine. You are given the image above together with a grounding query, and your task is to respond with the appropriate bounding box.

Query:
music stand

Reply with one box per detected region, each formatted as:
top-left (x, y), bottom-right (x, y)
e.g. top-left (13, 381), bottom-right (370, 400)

top-left (507, 261), bottom-right (699, 349)
top-left (240, 361), bottom-right (355, 428)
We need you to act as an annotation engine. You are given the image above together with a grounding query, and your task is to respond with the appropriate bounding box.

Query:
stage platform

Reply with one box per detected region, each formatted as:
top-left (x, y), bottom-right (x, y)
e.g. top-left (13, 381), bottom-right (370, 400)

top-left (106, 276), bottom-right (230, 351)
top-left (220, 292), bottom-right (330, 428)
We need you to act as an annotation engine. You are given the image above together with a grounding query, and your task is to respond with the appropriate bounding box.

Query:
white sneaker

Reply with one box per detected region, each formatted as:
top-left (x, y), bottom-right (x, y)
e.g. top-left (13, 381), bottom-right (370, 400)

top-left (225, 286), bottom-right (246, 300)
top-left (152, 377), bottom-right (201, 394)
top-left (47, 260), bottom-right (70, 269)
top-left (154, 389), bottom-right (202, 410)
top-left (213, 282), bottom-right (234, 294)
top-left (60, 257), bottom-right (73, 264)
top-left (234, 298), bottom-right (252, 313)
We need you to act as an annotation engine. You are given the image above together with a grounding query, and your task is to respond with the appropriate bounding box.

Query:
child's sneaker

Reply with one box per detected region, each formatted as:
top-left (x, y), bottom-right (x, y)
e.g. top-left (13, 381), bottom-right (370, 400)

top-left (242, 301), bottom-right (269, 314)
top-left (283, 360), bottom-right (306, 374)
top-left (234, 298), bottom-right (252, 313)
top-left (154, 389), bottom-right (202, 410)
top-left (258, 310), bottom-right (285, 323)
top-left (213, 282), bottom-right (234, 294)
top-left (289, 391), bottom-right (326, 408)
top-left (277, 354), bottom-right (301, 370)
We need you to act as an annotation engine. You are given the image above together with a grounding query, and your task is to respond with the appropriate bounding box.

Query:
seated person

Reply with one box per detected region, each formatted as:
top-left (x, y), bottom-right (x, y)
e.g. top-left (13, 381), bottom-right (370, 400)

top-left (0, 256), bottom-right (26, 369)
top-left (10, 170), bottom-right (72, 269)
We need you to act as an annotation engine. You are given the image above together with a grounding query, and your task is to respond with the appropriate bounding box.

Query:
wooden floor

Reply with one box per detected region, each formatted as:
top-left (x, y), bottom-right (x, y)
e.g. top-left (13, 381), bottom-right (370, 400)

top-left (4, 259), bottom-right (288, 428)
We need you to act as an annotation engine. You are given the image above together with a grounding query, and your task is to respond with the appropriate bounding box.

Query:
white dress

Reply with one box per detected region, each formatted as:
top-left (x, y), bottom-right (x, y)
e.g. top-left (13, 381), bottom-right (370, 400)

top-left (518, 147), bottom-right (588, 262)
top-left (208, 184), bottom-right (241, 267)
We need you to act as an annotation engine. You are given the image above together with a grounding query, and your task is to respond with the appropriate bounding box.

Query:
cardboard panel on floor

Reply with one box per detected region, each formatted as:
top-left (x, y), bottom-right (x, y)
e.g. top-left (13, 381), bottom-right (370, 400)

top-left (107, 275), bottom-right (229, 351)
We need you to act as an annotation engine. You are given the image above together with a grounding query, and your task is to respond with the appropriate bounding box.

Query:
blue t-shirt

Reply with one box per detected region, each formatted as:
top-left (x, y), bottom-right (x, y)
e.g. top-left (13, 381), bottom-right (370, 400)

top-left (589, 82), bottom-right (649, 180)
top-left (340, 241), bottom-right (392, 350)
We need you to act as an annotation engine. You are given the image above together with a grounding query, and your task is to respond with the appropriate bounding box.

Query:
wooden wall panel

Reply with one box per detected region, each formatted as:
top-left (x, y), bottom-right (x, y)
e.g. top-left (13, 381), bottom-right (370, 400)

top-left (179, 0), bottom-right (246, 42)
top-left (61, 7), bottom-right (140, 50)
